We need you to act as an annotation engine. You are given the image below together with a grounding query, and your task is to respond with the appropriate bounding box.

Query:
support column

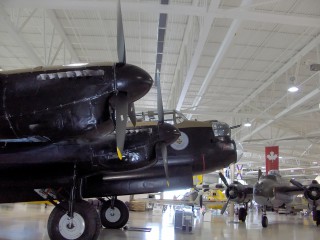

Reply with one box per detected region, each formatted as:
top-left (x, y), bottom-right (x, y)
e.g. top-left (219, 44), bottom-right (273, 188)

top-left (229, 163), bottom-right (235, 219)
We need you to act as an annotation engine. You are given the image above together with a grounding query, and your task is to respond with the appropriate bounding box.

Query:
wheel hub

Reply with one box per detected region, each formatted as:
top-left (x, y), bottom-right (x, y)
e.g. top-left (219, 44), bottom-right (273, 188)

top-left (59, 213), bottom-right (85, 240)
top-left (105, 207), bottom-right (121, 223)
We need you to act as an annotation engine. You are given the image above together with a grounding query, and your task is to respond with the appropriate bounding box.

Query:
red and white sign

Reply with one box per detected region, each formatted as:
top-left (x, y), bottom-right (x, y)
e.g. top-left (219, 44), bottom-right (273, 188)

top-left (265, 146), bottom-right (279, 174)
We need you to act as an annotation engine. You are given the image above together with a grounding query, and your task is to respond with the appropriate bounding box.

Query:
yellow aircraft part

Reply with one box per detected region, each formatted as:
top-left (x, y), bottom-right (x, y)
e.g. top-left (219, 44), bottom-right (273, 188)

top-left (206, 203), bottom-right (225, 210)
top-left (203, 190), bottom-right (226, 210)
top-left (193, 175), bottom-right (203, 185)
top-left (206, 190), bottom-right (227, 201)
top-left (27, 201), bottom-right (55, 205)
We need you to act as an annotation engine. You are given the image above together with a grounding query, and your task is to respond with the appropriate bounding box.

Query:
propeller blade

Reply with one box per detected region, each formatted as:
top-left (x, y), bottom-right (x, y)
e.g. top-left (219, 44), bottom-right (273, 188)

top-left (160, 142), bottom-right (170, 187)
top-left (128, 102), bottom-right (136, 126)
top-left (258, 169), bottom-right (262, 180)
top-left (117, 0), bottom-right (126, 64)
top-left (221, 198), bottom-right (230, 215)
top-left (156, 70), bottom-right (164, 123)
top-left (115, 92), bottom-right (128, 160)
top-left (290, 179), bottom-right (305, 190)
top-left (219, 172), bottom-right (229, 187)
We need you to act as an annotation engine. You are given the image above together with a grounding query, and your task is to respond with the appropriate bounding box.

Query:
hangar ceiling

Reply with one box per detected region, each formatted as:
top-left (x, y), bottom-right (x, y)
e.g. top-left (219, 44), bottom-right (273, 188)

top-left (0, 0), bottom-right (320, 183)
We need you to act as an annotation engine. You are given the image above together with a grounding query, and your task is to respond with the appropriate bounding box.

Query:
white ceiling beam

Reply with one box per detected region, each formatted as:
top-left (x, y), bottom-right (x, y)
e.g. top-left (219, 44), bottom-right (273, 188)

top-left (46, 10), bottom-right (80, 63)
top-left (233, 33), bottom-right (320, 113)
top-left (1, 0), bottom-right (206, 16)
top-left (288, 107), bottom-right (320, 117)
top-left (2, 0), bottom-right (320, 28)
top-left (187, 0), bottom-right (251, 119)
top-left (167, 0), bottom-right (199, 109)
top-left (0, 5), bottom-right (43, 66)
top-left (176, 0), bottom-right (221, 111)
top-left (240, 87), bottom-right (320, 142)
top-left (215, 7), bottom-right (320, 28)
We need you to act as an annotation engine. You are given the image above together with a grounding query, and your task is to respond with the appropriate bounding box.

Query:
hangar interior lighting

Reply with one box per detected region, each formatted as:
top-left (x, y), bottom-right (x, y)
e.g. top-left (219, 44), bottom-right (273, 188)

top-left (244, 119), bottom-right (251, 127)
top-left (287, 76), bottom-right (299, 92)
top-left (288, 86), bottom-right (299, 92)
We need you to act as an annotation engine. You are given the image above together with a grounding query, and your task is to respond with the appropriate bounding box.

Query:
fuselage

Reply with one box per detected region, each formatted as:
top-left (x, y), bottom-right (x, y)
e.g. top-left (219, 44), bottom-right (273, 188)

top-left (253, 172), bottom-right (294, 207)
top-left (0, 117), bottom-right (237, 203)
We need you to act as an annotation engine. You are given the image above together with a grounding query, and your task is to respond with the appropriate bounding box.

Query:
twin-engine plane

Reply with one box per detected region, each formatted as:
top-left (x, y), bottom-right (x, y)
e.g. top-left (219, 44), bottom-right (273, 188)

top-left (0, 2), bottom-right (238, 240)
top-left (219, 170), bottom-right (320, 227)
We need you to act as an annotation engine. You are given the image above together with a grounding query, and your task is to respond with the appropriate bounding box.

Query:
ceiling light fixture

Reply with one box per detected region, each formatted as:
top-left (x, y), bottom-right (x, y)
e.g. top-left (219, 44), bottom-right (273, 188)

top-left (287, 76), bottom-right (299, 93)
top-left (244, 119), bottom-right (251, 127)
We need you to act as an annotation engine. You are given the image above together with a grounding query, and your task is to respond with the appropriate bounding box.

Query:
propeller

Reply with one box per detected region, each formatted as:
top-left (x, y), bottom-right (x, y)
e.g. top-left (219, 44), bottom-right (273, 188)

top-left (115, 92), bottom-right (128, 160)
top-left (219, 172), bottom-right (230, 214)
top-left (221, 198), bottom-right (230, 215)
top-left (128, 102), bottom-right (136, 126)
top-left (219, 172), bottom-right (229, 188)
top-left (155, 70), bottom-right (170, 187)
top-left (114, 0), bottom-right (135, 159)
top-left (117, 0), bottom-right (126, 64)
top-left (290, 179), bottom-right (320, 202)
top-left (156, 70), bottom-right (164, 124)
top-left (290, 179), bottom-right (305, 190)
top-left (160, 142), bottom-right (169, 187)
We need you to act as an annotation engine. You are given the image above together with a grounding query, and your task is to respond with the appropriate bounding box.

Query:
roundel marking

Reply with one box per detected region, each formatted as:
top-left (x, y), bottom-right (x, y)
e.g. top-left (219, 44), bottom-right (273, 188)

top-left (170, 131), bottom-right (189, 150)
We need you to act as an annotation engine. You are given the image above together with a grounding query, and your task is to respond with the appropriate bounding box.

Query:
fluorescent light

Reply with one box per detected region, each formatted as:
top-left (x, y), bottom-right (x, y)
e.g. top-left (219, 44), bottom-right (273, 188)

top-left (288, 86), bottom-right (299, 92)
top-left (244, 122), bottom-right (251, 127)
top-left (63, 63), bottom-right (88, 67)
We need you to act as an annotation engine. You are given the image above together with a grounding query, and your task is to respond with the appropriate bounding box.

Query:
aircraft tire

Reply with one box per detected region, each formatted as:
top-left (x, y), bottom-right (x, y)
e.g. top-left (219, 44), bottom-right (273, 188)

top-left (262, 216), bottom-right (268, 228)
top-left (239, 208), bottom-right (247, 222)
top-left (316, 210), bottom-right (320, 226)
top-left (47, 201), bottom-right (101, 240)
top-left (100, 199), bottom-right (129, 229)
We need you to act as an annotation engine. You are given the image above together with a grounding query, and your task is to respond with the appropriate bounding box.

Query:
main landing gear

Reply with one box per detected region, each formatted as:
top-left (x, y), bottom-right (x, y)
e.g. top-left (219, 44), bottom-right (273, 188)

top-left (47, 165), bottom-right (101, 240)
top-left (238, 207), bottom-right (247, 222)
top-left (99, 197), bottom-right (129, 229)
top-left (48, 201), bottom-right (101, 240)
top-left (312, 206), bottom-right (320, 226)
top-left (261, 206), bottom-right (268, 228)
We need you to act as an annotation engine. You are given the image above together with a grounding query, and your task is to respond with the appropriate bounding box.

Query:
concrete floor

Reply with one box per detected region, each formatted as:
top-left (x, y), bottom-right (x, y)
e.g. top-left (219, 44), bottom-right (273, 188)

top-left (0, 203), bottom-right (318, 240)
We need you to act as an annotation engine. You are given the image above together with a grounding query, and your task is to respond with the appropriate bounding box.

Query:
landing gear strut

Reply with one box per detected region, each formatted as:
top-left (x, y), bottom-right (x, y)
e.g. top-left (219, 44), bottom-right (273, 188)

top-left (261, 206), bottom-right (268, 228)
top-left (312, 205), bottom-right (320, 226)
top-left (99, 197), bottom-right (129, 229)
top-left (47, 165), bottom-right (101, 240)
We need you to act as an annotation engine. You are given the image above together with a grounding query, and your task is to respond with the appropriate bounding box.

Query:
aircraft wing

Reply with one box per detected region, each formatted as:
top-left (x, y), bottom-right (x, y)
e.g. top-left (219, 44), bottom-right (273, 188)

top-left (274, 186), bottom-right (303, 195)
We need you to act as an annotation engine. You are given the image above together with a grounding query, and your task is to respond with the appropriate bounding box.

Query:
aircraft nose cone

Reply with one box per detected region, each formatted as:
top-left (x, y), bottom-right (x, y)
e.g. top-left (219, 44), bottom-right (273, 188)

top-left (253, 183), bottom-right (263, 196)
top-left (158, 122), bottom-right (181, 145)
top-left (115, 63), bottom-right (153, 102)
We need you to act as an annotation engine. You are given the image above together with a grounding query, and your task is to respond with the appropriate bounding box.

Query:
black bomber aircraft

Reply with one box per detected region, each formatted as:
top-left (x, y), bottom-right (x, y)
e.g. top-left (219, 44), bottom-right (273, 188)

top-left (0, 2), bottom-right (238, 240)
